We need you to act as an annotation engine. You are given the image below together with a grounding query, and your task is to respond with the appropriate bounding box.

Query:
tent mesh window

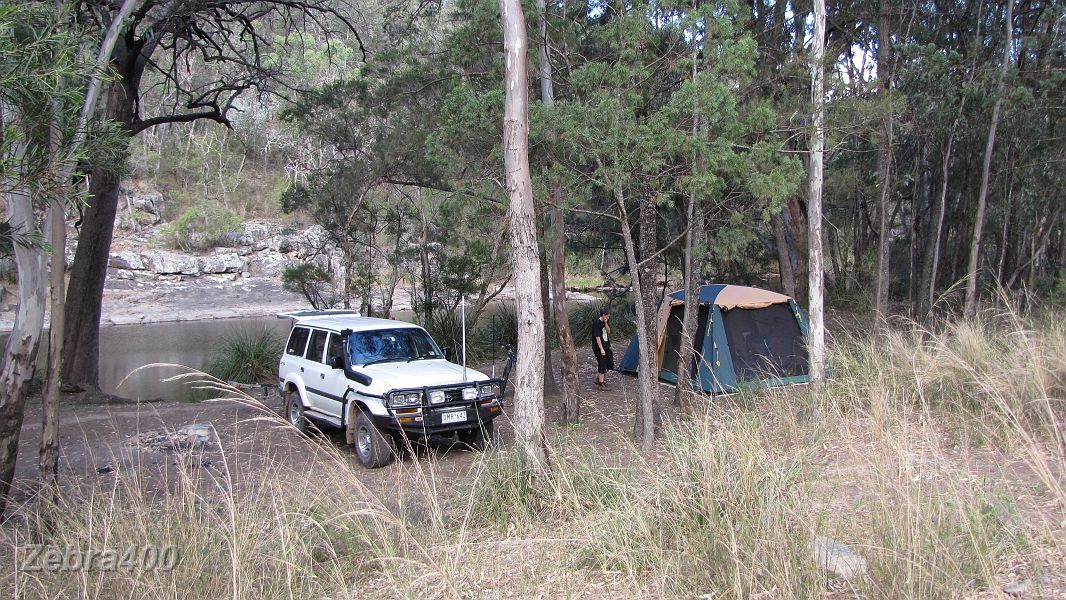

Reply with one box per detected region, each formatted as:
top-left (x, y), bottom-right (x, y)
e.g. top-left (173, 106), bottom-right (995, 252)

top-left (661, 304), bottom-right (709, 378)
top-left (720, 303), bottom-right (808, 380)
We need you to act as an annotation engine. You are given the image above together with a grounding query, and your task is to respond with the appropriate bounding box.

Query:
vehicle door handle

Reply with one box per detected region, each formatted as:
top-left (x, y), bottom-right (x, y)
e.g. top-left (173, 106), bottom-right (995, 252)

top-left (320, 373), bottom-right (325, 379)
top-left (300, 367), bottom-right (304, 373)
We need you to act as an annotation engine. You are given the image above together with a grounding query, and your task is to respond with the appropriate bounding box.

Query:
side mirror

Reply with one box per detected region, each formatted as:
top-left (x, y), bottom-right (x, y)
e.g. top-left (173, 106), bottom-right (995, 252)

top-left (442, 346), bottom-right (454, 362)
top-left (331, 354), bottom-right (345, 370)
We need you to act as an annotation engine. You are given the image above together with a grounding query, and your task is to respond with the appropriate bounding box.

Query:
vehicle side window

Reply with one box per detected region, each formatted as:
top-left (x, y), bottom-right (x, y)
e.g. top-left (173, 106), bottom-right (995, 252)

top-left (286, 326), bottom-right (310, 356)
top-left (326, 333), bottom-right (343, 364)
top-left (307, 329), bottom-right (328, 363)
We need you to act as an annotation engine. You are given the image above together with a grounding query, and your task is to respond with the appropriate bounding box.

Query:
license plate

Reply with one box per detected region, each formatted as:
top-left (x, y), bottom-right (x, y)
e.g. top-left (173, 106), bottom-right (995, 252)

top-left (441, 410), bottom-right (467, 424)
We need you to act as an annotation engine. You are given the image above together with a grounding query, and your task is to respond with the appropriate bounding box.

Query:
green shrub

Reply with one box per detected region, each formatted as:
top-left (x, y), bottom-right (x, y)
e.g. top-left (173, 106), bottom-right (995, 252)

top-left (281, 263), bottom-right (338, 310)
top-left (160, 202), bottom-right (243, 252)
top-left (208, 328), bottom-right (283, 384)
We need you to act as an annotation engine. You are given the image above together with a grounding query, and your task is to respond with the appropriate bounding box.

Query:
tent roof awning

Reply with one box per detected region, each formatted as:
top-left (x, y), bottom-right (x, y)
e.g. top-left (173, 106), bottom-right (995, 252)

top-left (667, 284), bottom-right (792, 310)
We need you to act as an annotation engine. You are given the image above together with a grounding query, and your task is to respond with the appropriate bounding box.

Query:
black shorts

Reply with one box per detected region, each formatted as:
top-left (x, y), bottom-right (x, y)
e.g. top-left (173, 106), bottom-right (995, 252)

top-left (595, 350), bottom-right (614, 373)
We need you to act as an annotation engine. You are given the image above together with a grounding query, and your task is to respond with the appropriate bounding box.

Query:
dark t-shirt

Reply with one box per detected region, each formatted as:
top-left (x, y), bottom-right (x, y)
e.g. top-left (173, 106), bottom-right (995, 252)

top-left (592, 319), bottom-right (611, 357)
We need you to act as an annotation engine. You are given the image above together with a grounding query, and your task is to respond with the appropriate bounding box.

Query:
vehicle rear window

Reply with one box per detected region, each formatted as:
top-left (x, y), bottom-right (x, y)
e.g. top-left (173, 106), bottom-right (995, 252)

top-left (286, 327), bottom-right (310, 356)
top-left (307, 329), bottom-right (328, 363)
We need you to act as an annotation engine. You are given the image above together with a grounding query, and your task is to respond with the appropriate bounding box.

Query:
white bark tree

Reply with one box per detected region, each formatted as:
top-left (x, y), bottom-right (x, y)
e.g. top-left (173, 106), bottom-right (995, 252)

top-left (40, 0), bottom-right (143, 507)
top-left (807, 0), bottom-right (827, 389)
top-left (499, 0), bottom-right (548, 472)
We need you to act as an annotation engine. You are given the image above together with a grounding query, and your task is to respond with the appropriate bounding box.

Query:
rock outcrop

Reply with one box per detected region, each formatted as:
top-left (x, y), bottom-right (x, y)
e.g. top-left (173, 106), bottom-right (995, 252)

top-left (106, 221), bottom-right (341, 281)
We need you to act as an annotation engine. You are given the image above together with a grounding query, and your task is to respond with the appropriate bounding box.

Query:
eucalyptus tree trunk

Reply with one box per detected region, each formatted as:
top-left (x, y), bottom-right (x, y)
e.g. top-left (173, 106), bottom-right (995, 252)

top-left (674, 185), bottom-right (704, 409)
top-left (535, 201), bottom-right (558, 395)
top-left (774, 210), bottom-right (796, 298)
top-left (40, 118), bottom-right (64, 510)
top-left (0, 101), bottom-right (48, 515)
top-left (807, 0), bottom-right (827, 390)
top-left (41, 0), bottom-right (140, 505)
top-left (537, 0), bottom-right (578, 423)
top-left (499, 0), bottom-right (548, 472)
top-left (62, 77), bottom-right (133, 388)
top-left (635, 193), bottom-right (660, 445)
top-left (921, 113), bottom-right (960, 318)
top-left (614, 187), bottom-right (657, 451)
top-left (872, 0), bottom-right (895, 324)
top-left (965, 0), bottom-right (1013, 318)
top-left (673, 51), bottom-right (704, 409)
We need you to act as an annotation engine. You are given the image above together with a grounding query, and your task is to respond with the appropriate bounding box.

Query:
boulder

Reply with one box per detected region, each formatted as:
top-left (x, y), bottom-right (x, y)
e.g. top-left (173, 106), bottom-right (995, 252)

top-left (247, 252), bottom-right (292, 277)
top-left (109, 251), bottom-right (146, 270)
top-left (120, 187), bottom-right (164, 225)
top-left (201, 252), bottom-right (247, 274)
top-left (145, 251), bottom-right (201, 275)
top-left (810, 536), bottom-right (868, 580)
top-left (242, 221), bottom-right (277, 241)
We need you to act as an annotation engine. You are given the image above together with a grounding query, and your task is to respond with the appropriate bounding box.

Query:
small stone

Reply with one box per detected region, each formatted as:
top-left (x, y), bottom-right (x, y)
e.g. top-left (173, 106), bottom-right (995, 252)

top-left (1002, 581), bottom-right (1027, 596)
top-left (178, 423), bottom-right (216, 448)
top-left (810, 536), bottom-right (868, 580)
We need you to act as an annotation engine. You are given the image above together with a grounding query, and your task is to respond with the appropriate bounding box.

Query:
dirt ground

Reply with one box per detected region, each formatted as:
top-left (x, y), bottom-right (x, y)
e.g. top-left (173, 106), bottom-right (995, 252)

top-left (6, 355), bottom-right (664, 510)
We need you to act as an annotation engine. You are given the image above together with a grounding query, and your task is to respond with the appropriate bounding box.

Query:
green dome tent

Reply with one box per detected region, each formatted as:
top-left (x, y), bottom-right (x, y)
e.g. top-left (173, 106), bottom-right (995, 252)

top-left (616, 284), bottom-right (810, 393)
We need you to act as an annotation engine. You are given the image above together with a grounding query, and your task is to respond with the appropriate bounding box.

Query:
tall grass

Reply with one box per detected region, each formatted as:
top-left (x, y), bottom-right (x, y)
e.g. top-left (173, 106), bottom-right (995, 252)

top-left (3, 310), bottom-right (1062, 599)
top-left (825, 307), bottom-right (1066, 447)
top-left (580, 417), bottom-right (822, 598)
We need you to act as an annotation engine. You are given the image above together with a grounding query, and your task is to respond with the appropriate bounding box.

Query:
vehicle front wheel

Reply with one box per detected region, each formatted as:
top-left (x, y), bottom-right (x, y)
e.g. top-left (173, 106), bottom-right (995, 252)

top-left (284, 388), bottom-right (308, 434)
top-left (352, 411), bottom-right (394, 468)
top-left (458, 420), bottom-right (497, 452)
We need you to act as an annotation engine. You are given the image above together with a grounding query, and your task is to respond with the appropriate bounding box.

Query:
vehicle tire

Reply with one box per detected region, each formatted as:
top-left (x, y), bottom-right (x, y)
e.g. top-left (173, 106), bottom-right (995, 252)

top-left (458, 420), bottom-right (497, 452)
top-left (352, 411), bottom-right (394, 468)
top-left (285, 388), bottom-right (308, 434)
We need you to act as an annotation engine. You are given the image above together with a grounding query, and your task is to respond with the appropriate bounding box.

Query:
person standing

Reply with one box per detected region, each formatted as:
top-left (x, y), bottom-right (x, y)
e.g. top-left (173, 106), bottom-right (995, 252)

top-left (592, 307), bottom-right (613, 388)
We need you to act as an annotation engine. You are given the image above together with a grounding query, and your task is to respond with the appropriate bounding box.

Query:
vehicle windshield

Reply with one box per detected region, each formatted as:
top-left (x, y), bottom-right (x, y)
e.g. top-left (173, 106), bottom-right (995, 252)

top-left (347, 328), bottom-right (444, 366)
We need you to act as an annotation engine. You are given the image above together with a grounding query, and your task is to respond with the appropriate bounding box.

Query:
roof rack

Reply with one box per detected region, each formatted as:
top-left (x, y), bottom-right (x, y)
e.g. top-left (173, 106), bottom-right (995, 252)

top-left (276, 309), bottom-right (363, 319)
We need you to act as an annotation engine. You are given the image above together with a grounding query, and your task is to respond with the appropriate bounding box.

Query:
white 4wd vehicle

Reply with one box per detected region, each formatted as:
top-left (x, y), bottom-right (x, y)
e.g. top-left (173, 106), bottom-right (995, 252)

top-left (277, 311), bottom-right (503, 468)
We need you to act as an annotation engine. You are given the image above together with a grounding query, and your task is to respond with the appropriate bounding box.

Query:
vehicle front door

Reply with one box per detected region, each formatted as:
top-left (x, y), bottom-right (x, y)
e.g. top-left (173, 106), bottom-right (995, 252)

top-left (317, 332), bottom-right (350, 422)
top-left (302, 328), bottom-right (341, 420)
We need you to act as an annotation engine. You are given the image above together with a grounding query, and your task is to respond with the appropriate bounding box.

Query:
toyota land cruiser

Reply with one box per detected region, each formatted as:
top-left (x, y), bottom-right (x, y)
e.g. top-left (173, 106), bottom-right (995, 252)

top-left (277, 311), bottom-right (503, 467)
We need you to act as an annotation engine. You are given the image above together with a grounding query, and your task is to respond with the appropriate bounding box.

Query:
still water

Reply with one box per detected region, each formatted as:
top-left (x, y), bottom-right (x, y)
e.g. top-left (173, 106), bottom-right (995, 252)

top-left (100, 316), bottom-right (289, 401)
top-left (101, 309), bottom-right (420, 401)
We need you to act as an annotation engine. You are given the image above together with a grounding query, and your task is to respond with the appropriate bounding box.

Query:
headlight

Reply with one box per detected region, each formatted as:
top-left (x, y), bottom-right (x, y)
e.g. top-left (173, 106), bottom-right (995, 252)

top-left (389, 392), bottom-right (422, 408)
top-left (461, 387), bottom-right (478, 401)
top-left (428, 390), bottom-right (446, 404)
top-left (479, 383), bottom-right (501, 399)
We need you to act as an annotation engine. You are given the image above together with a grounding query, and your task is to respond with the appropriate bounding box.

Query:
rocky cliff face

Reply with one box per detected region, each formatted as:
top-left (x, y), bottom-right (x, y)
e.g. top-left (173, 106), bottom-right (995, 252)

top-left (106, 220), bottom-right (345, 283)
